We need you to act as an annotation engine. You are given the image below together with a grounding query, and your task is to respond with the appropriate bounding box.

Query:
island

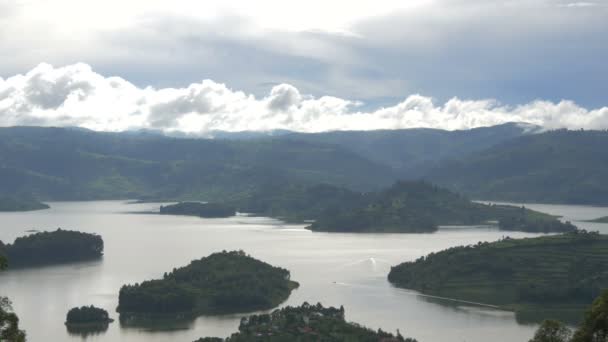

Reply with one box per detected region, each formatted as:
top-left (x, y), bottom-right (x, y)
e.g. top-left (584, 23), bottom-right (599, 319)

top-left (193, 303), bottom-right (417, 342)
top-left (234, 181), bottom-right (576, 233)
top-left (117, 251), bottom-right (299, 321)
top-left (0, 229), bottom-right (104, 267)
top-left (388, 230), bottom-right (608, 322)
top-left (65, 306), bottom-right (114, 334)
top-left (0, 196), bottom-right (49, 212)
top-left (584, 216), bottom-right (608, 223)
top-left (160, 202), bottom-right (236, 218)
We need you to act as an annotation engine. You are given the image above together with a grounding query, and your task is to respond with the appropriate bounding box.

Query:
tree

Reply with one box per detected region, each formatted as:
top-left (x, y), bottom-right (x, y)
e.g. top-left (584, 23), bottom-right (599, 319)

top-left (0, 255), bottom-right (27, 342)
top-left (530, 320), bottom-right (572, 342)
top-left (573, 289), bottom-right (608, 342)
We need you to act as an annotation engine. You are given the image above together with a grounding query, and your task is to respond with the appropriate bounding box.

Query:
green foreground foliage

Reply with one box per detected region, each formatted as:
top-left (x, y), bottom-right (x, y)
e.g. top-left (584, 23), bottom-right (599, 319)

top-left (530, 289), bottom-right (608, 342)
top-left (160, 202), bottom-right (236, 218)
top-left (193, 303), bottom-right (417, 342)
top-left (233, 181), bottom-right (575, 233)
top-left (388, 231), bottom-right (608, 320)
top-left (118, 251), bottom-right (298, 319)
top-left (0, 256), bottom-right (26, 342)
top-left (0, 229), bottom-right (104, 267)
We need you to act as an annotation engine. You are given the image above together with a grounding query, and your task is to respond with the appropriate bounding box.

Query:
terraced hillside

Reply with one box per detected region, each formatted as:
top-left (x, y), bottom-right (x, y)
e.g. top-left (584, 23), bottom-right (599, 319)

top-left (388, 231), bottom-right (608, 322)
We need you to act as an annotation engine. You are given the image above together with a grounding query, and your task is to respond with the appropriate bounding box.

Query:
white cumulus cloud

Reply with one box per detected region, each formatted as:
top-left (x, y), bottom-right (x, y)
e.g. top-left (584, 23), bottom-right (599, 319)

top-left (1, 63), bottom-right (608, 134)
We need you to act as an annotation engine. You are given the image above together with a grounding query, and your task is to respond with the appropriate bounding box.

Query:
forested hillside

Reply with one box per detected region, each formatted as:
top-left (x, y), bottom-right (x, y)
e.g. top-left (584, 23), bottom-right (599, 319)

top-left (427, 129), bottom-right (608, 204)
top-left (388, 231), bottom-right (608, 322)
top-left (0, 127), bottom-right (394, 200)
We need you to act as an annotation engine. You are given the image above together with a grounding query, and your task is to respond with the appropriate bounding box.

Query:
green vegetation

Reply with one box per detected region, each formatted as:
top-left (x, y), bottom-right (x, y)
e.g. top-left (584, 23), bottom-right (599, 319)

top-left (0, 126), bottom-right (393, 201)
top-left (66, 306), bottom-right (113, 325)
top-left (232, 183), bottom-right (367, 223)
top-left (65, 306), bottom-right (113, 330)
top-left (0, 256), bottom-right (26, 342)
top-left (388, 231), bottom-right (608, 322)
top-left (428, 129), bottom-right (608, 205)
top-left (0, 196), bottom-right (49, 212)
top-left (118, 251), bottom-right (298, 319)
top-left (0, 229), bottom-right (104, 267)
top-left (160, 202), bottom-right (236, 218)
top-left (585, 216), bottom-right (608, 223)
top-left (193, 303), bottom-right (417, 342)
top-left (529, 289), bottom-right (608, 342)
top-left (234, 180), bottom-right (575, 233)
top-left (282, 122), bottom-right (532, 177)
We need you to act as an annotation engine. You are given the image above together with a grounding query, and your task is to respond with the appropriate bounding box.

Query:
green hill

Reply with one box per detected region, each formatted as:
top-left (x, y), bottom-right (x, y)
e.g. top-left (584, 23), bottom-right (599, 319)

top-left (427, 129), bottom-right (608, 204)
top-left (0, 229), bottom-right (104, 267)
top-left (0, 196), bottom-right (49, 211)
top-left (388, 231), bottom-right (608, 322)
top-left (232, 181), bottom-right (575, 233)
top-left (117, 251), bottom-right (298, 319)
top-left (256, 123), bottom-right (534, 177)
top-left (0, 127), bottom-right (394, 201)
top-left (193, 303), bottom-right (417, 342)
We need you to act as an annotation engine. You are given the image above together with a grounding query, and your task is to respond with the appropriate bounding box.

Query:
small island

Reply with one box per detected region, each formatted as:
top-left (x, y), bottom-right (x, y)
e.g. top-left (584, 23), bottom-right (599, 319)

top-left (585, 216), bottom-right (608, 223)
top-left (118, 251), bottom-right (298, 320)
top-left (0, 196), bottom-right (49, 212)
top-left (388, 230), bottom-right (608, 322)
top-left (0, 229), bottom-right (104, 267)
top-left (160, 202), bottom-right (236, 218)
top-left (65, 306), bottom-right (114, 334)
top-left (193, 303), bottom-right (417, 342)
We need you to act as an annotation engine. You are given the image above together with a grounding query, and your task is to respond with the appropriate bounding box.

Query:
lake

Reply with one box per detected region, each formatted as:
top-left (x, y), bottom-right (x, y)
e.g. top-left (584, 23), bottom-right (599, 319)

top-left (1, 200), bottom-right (607, 342)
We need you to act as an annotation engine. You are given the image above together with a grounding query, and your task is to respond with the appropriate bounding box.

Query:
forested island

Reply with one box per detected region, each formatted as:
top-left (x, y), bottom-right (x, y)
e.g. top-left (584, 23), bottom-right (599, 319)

top-left (233, 181), bottom-right (575, 233)
top-left (585, 216), bottom-right (608, 223)
top-left (0, 196), bottom-right (49, 212)
top-left (0, 229), bottom-right (104, 267)
top-left (193, 303), bottom-right (417, 342)
top-left (118, 251), bottom-right (298, 320)
top-left (160, 202), bottom-right (236, 218)
top-left (65, 306), bottom-right (114, 333)
top-left (388, 231), bottom-right (608, 322)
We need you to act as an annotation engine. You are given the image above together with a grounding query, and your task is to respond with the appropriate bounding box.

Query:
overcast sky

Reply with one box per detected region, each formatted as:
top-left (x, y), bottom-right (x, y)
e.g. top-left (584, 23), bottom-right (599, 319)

top-left (0, 0), bottom-right (607, 133)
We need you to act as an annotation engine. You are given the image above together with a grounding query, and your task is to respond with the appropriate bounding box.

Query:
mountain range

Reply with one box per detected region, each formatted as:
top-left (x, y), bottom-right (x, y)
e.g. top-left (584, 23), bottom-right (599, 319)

top-left (1, 124), bottom-right (606, 204)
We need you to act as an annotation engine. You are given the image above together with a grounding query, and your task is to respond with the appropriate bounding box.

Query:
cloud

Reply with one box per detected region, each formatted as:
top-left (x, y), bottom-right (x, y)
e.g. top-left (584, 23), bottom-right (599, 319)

top-left (1, 63), bottom-right (608, 134)
top-left (0, 0), bottom-right (606, 109)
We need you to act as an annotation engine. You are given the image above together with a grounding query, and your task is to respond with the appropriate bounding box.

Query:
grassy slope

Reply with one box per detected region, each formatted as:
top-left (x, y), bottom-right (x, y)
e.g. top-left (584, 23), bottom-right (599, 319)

top-left (388, 232), bottom-right (608, 322)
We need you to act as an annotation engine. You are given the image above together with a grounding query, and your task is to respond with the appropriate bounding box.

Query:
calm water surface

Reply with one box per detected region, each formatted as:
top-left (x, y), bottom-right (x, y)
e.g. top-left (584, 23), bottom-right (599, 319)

top-left (1, 200), bottom-right (607, 342)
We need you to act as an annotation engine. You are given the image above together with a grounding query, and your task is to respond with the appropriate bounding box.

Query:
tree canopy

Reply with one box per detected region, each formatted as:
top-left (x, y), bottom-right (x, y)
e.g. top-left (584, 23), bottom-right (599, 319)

top-left (193, 303), bottom-right (418, 342)
top-left (232, 180), bottom-right (575, 233)
top-left (389, 231), bottom-right (608, 322)
top-left (0, 229), bottom-right (104, 267)
top-left (118, 251), bottom-right (298, 318)
top-left (0, 256), bottom-right (26, 342)
top-left (160, 202), bottom-right (236, 218)
top-left (66, 306), bottom-right (113, 325)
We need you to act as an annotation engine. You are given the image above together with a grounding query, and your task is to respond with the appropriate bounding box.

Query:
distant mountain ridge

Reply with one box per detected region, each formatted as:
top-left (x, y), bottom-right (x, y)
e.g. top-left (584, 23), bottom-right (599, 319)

top-left (0, 126), bottom-right (394, 200)
top-left (426, 129), bottom-right (608, 204)
top-left (212, 123), bottom-right (540, 177)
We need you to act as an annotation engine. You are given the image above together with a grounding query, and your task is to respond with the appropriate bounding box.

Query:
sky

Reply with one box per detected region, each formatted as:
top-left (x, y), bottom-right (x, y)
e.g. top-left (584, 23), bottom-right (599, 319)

top-left (0, 0), bottom-right (607, 133)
